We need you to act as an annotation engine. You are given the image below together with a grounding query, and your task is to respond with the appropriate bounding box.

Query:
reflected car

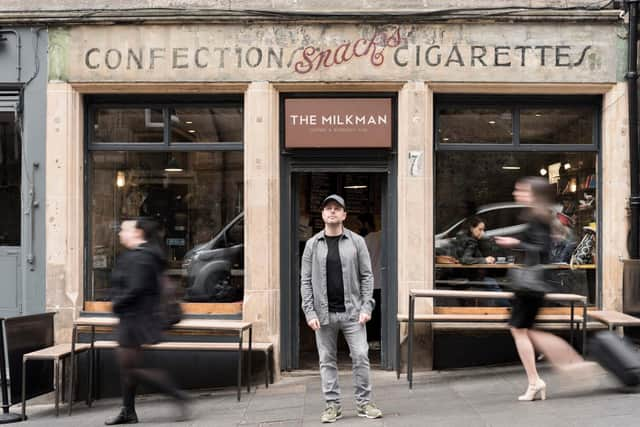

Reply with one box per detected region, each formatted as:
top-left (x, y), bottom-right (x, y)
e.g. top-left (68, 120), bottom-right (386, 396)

top-left (435, 202), bottom-right (531, 251)
top-left (182, 212), bottom-right (244, 302)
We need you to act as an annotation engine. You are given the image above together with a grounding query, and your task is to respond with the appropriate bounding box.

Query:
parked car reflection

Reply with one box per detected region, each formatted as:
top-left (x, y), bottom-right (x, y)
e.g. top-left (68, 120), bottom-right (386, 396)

top-left (182, 212), bottom-right (244, 302)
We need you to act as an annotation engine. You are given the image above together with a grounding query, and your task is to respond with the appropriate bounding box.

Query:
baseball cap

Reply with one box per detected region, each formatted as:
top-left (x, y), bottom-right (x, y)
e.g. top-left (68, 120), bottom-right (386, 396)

top-left (321, 194), bottom-right (346, 210)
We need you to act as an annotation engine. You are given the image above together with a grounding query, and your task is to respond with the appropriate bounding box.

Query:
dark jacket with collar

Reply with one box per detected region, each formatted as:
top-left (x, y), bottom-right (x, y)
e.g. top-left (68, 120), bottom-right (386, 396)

top-left (300, 228), bottom-right (374, 326)
top-left (111, 242), bottom-right (166, 347)
top-left (454, 231), bottom-right (487, 265)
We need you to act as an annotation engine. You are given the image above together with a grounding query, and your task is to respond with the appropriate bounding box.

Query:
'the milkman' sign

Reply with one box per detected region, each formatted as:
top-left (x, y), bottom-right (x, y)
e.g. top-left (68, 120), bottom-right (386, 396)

top-left (285, 98), bottom-right (393, 148)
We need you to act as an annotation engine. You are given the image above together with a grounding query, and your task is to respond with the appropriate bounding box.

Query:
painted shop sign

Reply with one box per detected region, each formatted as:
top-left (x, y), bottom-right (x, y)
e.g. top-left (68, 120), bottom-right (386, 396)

top-left (58, 24), bottom-right (619, 82)
top-left (284, 98), bottom-right (392, 148)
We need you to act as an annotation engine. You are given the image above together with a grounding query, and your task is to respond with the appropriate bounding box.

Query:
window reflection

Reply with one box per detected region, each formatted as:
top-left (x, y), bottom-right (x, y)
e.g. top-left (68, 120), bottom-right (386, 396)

top-left (438, 107), bottom-right (512, 144)
top-left (520, 107), bottom-right (594, 145)
top-left (93, 108), bottom-right (164, 143)
top-left (89, 151), bottom-right (244, 302)
top-left (170, 107), bottom-right (243, 143)
top-left (435, 152), bottom-right (597, 305)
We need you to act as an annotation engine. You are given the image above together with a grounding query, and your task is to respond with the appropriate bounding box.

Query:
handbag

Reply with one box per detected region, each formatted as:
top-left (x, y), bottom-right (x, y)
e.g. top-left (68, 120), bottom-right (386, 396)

top-left (507, 265), bottom-right (552, 294)
top-left (570, 228), bottom-right (596, 266)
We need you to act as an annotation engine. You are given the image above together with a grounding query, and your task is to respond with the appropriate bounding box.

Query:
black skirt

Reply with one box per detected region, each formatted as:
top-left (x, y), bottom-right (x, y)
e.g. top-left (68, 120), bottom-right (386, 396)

top-left (509, 292), bottom-right (545, 329)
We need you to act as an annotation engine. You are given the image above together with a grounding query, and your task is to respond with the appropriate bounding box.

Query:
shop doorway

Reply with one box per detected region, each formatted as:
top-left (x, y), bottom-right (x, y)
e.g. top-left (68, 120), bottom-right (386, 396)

top-left (0, 109), bottom-right (21, 316)
top-left (281, 166), bottom-right (397, 371)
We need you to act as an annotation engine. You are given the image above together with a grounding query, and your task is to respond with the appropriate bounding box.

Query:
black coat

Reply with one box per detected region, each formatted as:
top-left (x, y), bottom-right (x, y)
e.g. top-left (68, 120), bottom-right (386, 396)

top-left (111, 243), bottom-right (166, 347)
top-left (454, 232), bottom-right (486, 265)
top-left (518, 218), bottom-right (552, 267)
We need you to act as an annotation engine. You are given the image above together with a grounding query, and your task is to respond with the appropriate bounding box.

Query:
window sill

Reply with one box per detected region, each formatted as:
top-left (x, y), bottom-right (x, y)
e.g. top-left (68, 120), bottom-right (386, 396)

top-left (84, 301), bottom-right (243, 315)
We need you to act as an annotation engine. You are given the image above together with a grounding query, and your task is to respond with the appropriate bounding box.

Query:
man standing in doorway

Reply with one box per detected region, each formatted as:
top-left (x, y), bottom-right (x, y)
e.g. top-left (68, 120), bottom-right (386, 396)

top-left (301, 194), bottom-right (383, 423)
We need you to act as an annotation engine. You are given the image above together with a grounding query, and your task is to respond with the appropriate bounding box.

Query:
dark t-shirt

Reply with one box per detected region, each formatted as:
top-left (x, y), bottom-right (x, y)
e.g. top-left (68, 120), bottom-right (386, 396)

top-left (325, 235), bottom-right (346, 313)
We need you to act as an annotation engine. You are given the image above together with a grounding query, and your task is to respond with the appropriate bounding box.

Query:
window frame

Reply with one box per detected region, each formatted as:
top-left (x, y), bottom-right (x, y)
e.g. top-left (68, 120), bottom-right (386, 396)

top-left (433, 94), bottom-right (602, 307)
top-left (86, 94), bottom-right (244, 151)
top-left (435, 95), bottom-right (600, 152)
top-left (83, 94), bottom-right (245, 309)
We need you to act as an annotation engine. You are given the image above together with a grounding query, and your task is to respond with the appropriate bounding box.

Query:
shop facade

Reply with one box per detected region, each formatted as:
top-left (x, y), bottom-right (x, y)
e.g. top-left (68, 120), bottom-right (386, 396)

top-left (0, 27), bottom-right (47, 318)
top-left (38, 9), bottom-right (629, 378)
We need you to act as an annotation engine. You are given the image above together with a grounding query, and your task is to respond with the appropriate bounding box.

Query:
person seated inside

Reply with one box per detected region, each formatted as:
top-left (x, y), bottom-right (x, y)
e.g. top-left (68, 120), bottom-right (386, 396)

top-left (455, 216), bottom-right (496, 265)
top-left (453, 217), bottom-right (508, 306)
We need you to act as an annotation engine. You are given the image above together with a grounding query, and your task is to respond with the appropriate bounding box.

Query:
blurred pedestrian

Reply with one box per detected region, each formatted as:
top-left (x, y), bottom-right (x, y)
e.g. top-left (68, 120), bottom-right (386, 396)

top-left (496, 177), bottom-right (590, 402)
top-left (106, 218), bottom-right (190, 425)
top-left (301, 195), bottom-right (383, 423)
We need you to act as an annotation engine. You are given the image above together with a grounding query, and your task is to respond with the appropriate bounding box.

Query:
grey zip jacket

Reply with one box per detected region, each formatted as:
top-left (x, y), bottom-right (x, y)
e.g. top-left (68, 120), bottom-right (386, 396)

top-left (300, 228), bottom-right (375, 326)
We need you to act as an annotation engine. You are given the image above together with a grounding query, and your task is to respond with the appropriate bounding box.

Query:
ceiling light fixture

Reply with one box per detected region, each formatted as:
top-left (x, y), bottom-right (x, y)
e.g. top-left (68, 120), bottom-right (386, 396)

top-left (164, 156), bottom-right (183, 172)
top-left (488, 120), bottom-right (496, 125)
top-left (502, 154), bottom-right (521, 171)
top-left (344, 185), bottom-right (368, 189)
top-left (564, 162), bottom-right (571, 170)
top-left (539, 168), bottom-right (547, 176)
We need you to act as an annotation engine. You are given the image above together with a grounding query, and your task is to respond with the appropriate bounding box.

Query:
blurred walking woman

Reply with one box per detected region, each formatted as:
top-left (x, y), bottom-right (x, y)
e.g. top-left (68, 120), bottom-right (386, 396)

top-left (106, 218), bottom-right (189, 425)
top-left (496, 177), bottom-right (588, 402)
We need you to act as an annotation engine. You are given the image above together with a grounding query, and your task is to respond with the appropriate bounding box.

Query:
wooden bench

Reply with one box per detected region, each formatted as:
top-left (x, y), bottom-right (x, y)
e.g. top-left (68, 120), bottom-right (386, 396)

top-left (395, 312), bottom-right (588, 379)
top-left (588, 310), bottom-right (640, 334)
top-left (402, 289), bottom-right (589, 388)
top-left (21, 343), bottom-right (91, 419)
top-left (89, 339), bottom-right (273, 402)
top-left (69, 316), bottom-right (255, 415)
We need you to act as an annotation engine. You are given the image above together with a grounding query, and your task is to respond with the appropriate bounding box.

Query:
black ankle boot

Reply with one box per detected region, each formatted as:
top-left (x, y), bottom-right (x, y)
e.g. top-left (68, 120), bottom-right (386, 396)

top-left (105, 407), bottom-right (138, 425)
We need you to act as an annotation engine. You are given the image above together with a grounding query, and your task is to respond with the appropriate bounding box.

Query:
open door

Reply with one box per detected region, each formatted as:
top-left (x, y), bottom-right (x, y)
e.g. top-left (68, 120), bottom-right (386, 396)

top-left (282, 168), bottom-right (396, 370)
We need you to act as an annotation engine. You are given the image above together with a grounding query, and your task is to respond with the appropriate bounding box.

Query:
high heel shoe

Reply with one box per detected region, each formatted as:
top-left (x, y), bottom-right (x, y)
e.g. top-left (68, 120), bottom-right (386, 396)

top-left (518, 378), bottom-right (546, 401)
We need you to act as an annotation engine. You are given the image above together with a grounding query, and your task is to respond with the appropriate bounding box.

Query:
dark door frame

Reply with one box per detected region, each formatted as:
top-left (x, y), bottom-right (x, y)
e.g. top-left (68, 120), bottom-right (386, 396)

top-left (279, 92), bottom-right (398, 371)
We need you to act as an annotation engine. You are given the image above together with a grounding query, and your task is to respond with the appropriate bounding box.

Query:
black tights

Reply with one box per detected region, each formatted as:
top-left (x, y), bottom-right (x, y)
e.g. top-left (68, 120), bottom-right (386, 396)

top-left (117, 347), bottom-right (185, 410)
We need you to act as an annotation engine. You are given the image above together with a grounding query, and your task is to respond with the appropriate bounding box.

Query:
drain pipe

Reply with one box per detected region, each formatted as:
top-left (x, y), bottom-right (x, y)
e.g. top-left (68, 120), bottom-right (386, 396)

top-left (627, 0), bottom-right (640, 258)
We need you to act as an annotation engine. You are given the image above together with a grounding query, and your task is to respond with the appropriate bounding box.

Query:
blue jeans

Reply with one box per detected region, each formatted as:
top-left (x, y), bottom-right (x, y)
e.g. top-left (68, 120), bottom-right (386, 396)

top-left (314, 312), bottom-right (371, 405)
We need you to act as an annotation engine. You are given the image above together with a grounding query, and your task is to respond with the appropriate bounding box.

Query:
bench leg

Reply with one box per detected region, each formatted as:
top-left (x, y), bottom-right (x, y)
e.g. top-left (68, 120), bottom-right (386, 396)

top-left (582, 303), bottom-right (588, 355)
top-left (247, 327), bottom-right (252, 394)
top-left (237, 332), bottom-right (243, 401)
top-left (68, 325), bottom-right (77, 415)
top-left (21, 359), bottom-right (27, 420)
top-left (569, 302), bottom-right (575, 347)
top-left (396, 320), bottom-right (401, 380)
top-left (408, 295), bottom-right (415, 389)
top-left (88, 326), bottom-right (95, 407)
top-left (54, 359), bottom-right (60, 417)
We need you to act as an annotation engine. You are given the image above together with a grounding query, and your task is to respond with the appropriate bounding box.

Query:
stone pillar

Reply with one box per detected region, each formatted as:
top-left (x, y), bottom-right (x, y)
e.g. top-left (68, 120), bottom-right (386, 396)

top-left (397, 81), bottom-right (434, 369)
top-left (243, 82), bottom-right (281, 378)
top-left (46, 82), bottom-right (84, 343)
top-left (602, 82), bottom-right (630, 310)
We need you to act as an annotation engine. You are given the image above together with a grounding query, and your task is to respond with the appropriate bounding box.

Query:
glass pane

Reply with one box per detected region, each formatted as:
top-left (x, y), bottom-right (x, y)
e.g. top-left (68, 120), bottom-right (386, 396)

top-left (88, 150), bottom-right (244, 302)
top-left (170, 106), bottom-right (243, 143)
top-left (434, 151), bottom-right (597, 306)
top-left (438, 107), bottom-right (512, 144)
top-left (520, 107), bottom-right (595, 144)
top-left (92, 108), bottom-right (164, 143)
top-left (0, 112), bottom-right (20, 246)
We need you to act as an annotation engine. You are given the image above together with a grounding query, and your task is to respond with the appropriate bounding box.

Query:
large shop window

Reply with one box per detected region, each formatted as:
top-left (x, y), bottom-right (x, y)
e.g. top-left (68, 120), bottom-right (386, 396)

top-left (86, 97), bottom-right (244, 306)
top-left (434, 96), bottom-right (599, 307)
